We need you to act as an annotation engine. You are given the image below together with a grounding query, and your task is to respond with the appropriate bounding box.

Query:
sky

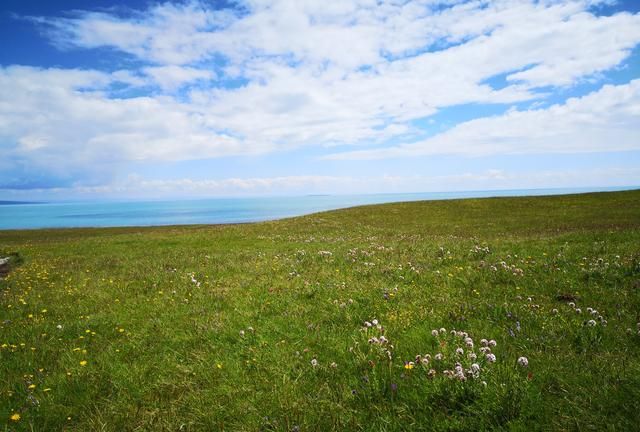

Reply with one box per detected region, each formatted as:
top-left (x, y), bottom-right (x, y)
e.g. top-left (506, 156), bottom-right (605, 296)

top-left (1, 0), bottom-right (639, 200)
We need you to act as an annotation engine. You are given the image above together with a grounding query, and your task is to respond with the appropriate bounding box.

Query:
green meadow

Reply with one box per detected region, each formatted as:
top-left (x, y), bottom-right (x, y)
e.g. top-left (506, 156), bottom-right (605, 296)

top-left (1, 190), bottom-right (640, 431)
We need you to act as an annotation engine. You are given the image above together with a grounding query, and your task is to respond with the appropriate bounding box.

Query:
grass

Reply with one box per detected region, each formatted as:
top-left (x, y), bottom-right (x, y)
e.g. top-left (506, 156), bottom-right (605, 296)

top-left (1, 189), bottom-right (640, 431)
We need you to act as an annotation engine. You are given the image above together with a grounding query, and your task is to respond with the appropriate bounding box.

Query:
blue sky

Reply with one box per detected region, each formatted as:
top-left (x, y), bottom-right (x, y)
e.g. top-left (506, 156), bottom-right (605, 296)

top-left (1, 0), bottom-right (639, 200)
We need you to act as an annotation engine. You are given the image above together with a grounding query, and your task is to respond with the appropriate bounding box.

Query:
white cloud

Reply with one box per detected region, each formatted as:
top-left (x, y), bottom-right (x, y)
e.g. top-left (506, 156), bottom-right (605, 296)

top-left (4, 168), bottom-right (638, 199)
top-left (326, 79), bottom-right (640, 159)
top-left (0, 66), bottom-right (254, 173)
top-left (2, 0), bottom-right (639, 190)
top-left (143, 65), bottom-right (215, 91)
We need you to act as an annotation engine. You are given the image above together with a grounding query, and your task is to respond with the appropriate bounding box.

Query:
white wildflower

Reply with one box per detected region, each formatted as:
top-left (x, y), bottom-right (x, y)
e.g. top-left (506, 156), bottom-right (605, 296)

top-left (517, 356), bottom-right (528, 367)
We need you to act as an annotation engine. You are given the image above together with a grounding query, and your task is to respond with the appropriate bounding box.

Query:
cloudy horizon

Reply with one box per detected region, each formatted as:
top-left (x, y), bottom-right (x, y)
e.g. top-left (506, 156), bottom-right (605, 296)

top-left (1, 0), bottom-right (639, 200)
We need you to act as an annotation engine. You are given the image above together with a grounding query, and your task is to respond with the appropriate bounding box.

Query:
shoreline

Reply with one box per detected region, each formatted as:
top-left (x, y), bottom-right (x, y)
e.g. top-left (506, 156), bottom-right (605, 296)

top-left (1, 187), bottom-right (638, 233)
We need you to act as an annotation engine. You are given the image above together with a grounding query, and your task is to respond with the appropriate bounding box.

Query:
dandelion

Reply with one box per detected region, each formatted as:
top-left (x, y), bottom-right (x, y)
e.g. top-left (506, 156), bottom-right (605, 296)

top-left (517, 356), bottom-right (528, 367)
top-left (486, 353), bottom-right (496, 363)
top-left (10, 413), bottom-right (20, 422)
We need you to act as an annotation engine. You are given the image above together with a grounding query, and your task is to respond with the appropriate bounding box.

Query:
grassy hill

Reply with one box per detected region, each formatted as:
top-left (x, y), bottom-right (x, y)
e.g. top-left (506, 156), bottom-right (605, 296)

top-left (1, 190), bottom-right (640, 431)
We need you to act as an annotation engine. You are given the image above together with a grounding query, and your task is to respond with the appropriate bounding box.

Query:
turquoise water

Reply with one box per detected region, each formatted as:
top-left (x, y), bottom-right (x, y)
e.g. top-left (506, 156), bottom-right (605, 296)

top-left (0, 187), bottom-right (635, 230)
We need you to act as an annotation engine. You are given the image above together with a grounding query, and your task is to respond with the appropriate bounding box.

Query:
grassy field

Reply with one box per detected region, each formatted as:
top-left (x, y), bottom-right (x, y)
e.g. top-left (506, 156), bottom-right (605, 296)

top-left (1, 190), bottom-right (640, 431)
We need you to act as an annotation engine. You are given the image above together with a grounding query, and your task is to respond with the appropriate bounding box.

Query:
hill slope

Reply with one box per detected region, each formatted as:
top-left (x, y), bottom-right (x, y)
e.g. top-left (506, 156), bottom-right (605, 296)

top-left (1, 190), bottom-right (640, 430)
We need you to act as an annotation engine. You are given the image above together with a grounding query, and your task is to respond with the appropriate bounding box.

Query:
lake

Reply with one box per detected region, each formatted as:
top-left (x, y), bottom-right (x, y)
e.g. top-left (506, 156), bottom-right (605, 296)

top-left (0, 187), bottom-right (635, 230)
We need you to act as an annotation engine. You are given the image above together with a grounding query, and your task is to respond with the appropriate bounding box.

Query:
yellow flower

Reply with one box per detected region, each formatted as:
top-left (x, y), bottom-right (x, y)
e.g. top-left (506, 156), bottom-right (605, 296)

top-left (28, 384), bottom-right (36, 390)
top-left (10, 413), bottom-right (21, 421)
top-left (216, 363), bottom-right (223, 369)
top-left (79, 360), bottom-right (87, 366)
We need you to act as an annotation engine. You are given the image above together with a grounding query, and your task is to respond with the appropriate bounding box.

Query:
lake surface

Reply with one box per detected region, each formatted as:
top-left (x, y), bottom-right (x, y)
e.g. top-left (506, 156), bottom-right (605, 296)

top-left (0, 187), bottom-right (635, 230)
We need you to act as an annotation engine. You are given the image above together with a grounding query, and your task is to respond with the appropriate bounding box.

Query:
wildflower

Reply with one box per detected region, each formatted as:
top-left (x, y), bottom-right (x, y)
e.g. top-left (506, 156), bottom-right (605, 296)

top-left (551, 309), bottom-right (558, 314)
top-left (364, 321), bottom-right (372, 327)
top-left (330, 362), bottom-right (337, 369)
top-left (480, 338), bottom-right (489, 347)
top-left (488, 340), bottom-right (497, 347)
top-left (486, 353), bottom-right (496, 363)
top-left (239, 330), bottom-right (245, 337)
top-left (471, 363), bottom-right (481, 373)
top-left (587, 320), bottom-right (597, 327)
top-left (79, 360), bottom-right (87, 366)
top-left (372, 319), bottom-right (379, 326)
top-left (10, 413), bottom-right (20, 422)
top-left (568, 302), bottom-right (575, 308)
top-left (439, 328), bottom-right (446, 334)
top-left (427, 369), bottom-right (437, 378)
top-left (28, 384), bottom-right (36, 390)
top-left (310, 359), bottom-right (318, 367)
top-left (575, 308), bottom-right (582, 314)
top-left (456, 347), bottom-right (464, 356)
top-left (431, 329), bottom-right (439, 337)
top-left (404, 361), bottom-right (414, 370)
top-left (465, 337), bottom-right (474, 348)
top-left (517, 356), bottom-right (528, 367)
top-left (434, 353), bottom-right (443, 361)
top-left (468, 352), bottom-right (477, 361)
top-left (56, 324), bottom-right (63, 330)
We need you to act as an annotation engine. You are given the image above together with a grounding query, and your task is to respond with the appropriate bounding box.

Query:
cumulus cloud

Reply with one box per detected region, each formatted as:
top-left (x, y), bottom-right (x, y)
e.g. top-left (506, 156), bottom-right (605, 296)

top-left (1, 0), bottom-right (640, 190)
top-left (325, 79), bottom-right (640, 159)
